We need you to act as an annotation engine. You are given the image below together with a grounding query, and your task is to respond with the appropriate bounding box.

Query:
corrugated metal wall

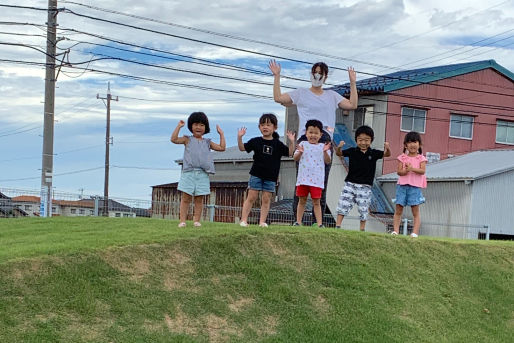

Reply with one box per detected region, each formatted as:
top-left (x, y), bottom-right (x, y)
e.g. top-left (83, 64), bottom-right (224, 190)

top-left (381, 180), bottom-right (474, 238)
top-left (471, 170), bottom-right (514, 235)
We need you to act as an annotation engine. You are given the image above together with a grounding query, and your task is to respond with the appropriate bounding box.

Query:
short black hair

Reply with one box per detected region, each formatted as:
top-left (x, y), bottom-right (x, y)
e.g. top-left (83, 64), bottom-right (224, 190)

top-left (187, 112), bottom-right (210, 134)
top-left (305, 119), bottom-right (323, 132)
top-left (260, 113), bottom-right (279, 139)
top-left (355, 125), bottom-right (374, 142)
top-left (404, 131), bottom-right (423, 154)
top-left (311, 62), bottom-right (329, 77)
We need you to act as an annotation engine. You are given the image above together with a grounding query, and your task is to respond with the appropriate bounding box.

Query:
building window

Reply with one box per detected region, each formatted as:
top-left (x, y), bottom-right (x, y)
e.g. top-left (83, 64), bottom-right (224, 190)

top-left (90, 210), bottom-right (94, 215)
top-left (496, 120), bottom-right (514, 145)
top-left (123, 213), bottom-right (131, 217)
top-left (24, 205), bottom-right (31, 210)
top-left (79, 209), bottom-right (85, 215)
top-left (52, 207), bottom-right (56, 212)
top-left (401, 107), bottom-right (426, 133)
top-left (353, 106), bottom-right (374, 130)
top-left (115, 213), bottom-right (121, 217)
top-left (450, 114), bottom-right (473, 139)
top-left (71, 208), bottom-right (76, 214)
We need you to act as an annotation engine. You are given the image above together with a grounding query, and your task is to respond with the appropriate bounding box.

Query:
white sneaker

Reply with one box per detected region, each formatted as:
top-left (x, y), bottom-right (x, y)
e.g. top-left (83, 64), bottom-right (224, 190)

top-left (178, 222), bottom-right (186, 228)
top-left (391, 231), bottom-right (398, 235)
top-left (239, 221), bottom-right (249, 227)
top-left (259, 223), bottom-right (268, 228)
top-left (410, 233), bottom-right (418, 238)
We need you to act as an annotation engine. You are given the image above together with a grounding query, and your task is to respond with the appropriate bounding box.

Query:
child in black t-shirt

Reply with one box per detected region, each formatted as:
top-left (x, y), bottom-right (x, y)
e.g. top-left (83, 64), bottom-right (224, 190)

top-left (335, 125), bottom-right (390, 231)
top-left (237, 113), bottom-right (296, 227)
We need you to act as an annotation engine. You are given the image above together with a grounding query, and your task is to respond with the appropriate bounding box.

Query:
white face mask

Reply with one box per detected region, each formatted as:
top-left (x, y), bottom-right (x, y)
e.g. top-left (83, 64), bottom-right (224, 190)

top-left (310, 73), bottom-right (325, 87)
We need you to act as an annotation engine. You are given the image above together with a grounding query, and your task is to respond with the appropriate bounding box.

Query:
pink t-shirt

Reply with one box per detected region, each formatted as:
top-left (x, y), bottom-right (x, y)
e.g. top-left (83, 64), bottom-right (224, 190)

top-left (397, 153), bottom-right (427, 188)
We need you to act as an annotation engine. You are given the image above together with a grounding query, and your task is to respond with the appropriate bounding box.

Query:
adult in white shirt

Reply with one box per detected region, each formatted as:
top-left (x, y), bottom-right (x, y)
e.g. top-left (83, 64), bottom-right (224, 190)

top-left (269, 60), bottom-right (358, 224)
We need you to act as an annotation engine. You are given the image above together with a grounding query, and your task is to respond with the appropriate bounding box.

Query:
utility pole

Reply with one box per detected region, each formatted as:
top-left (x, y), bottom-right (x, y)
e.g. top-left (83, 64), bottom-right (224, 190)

top-left (40, 0), bottom-right (58, 218)
top-left (97, 82), bottom-right (118, 216)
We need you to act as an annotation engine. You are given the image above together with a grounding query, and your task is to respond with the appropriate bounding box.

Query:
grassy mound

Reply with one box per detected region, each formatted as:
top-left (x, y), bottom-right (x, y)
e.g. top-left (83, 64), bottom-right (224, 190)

top-left (0, 218), bottom-right (513, 342)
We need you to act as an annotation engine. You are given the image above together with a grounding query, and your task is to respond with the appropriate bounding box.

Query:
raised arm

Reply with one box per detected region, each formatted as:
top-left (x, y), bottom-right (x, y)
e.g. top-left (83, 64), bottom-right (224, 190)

top-left (269, 59), bottom-right (293, 106)
top-left (170, 120), bottom-right (188, 145)
top-left (237, 127), bottom-right (247, 152)
top-left (323, 142), bottom-right (332, 164)
top-left (383, 142), bottom-right (391, 157)
top-left (286, 130), bottom-right (296, 156)
top-left (335, 140), bottom-right (345, 156)
top-left (293, 143), bottom-right (304, 162)
top-left (338, 67), bottom-right (358, 110)
top-left (210, 124), bottom-right (226, 151)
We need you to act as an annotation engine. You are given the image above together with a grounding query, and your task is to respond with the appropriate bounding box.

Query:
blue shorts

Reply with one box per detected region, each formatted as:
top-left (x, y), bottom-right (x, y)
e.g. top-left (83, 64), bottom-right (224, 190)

top-left (395, 184), bottom-right (425, 207)
top-left (248, 175), bottom-right (276, 193)
top-left (178, 169), bottom-right (211, 196)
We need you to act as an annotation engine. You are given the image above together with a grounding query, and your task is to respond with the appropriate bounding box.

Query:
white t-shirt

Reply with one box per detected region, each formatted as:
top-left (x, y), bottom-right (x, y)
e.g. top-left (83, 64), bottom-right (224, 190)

top-left (295, 141), bottom-right (331, 188)
top-left (288, 88), bottom-right (343, 137)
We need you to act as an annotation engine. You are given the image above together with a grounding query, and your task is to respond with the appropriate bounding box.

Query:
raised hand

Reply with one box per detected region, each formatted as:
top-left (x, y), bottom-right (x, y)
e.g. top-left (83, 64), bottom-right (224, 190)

top-left (237, 127), bottom-right (247, 138)
top-left (286, 130), bottom-right (295, 142)
top-left (323, 142), bottom-right (332, 152)
top-left (216, 124), bottom-right (224, 135)
top-left (268, 59), bottom-right (281, 76)
top-left (384, 141), bottom-right (390, 150)
top-left (337, 141), bottom-right (345, 149)
top-left (177, 120), bottom-right (185, 128)
top-left (348, 67), bottom-right (356, 83)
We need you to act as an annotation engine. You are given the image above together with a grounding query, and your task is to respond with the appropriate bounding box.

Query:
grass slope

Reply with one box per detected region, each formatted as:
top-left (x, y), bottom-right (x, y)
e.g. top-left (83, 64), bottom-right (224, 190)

top-left (0, 217), bottom-right (513, 342)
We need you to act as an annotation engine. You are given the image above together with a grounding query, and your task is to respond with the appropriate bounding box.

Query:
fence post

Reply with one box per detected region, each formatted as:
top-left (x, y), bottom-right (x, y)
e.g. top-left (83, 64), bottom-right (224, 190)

top-left (485, 225), bottom-right (490, 241)
top-left (207, 204), bottom-right (215, 222)
top-left (402, 218), bottom-right (408, 236)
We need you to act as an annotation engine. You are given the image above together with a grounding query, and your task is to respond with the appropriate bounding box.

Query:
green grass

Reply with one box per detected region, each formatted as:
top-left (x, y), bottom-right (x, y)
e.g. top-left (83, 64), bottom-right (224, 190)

top-left (0, 217), bottom-right (513, 342)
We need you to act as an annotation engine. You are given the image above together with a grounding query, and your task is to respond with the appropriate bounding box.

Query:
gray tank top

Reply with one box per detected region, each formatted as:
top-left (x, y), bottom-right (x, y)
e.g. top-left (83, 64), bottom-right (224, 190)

top-left (182, 135), bottom-right (215, 174)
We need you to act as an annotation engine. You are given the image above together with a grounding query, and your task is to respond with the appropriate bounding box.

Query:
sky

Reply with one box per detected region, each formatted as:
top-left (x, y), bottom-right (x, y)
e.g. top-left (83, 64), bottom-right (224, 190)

top-left (1, 0), bottom-right (513, 201)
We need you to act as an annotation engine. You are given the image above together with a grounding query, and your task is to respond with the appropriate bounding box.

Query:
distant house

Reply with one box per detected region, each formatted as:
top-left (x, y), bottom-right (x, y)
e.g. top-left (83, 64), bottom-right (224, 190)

top-left (8, 196), bottom-right (139, 218)
top-left (0, 192), bottom-right (28, 218)
top-left (377, 149), bottom-right (514, 239)
top-left (10, 196), bottom-right (95, 217)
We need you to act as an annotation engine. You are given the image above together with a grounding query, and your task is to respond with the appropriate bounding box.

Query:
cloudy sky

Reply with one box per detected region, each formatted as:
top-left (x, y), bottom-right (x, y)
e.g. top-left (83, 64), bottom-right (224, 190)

top-left (1, 0), bottom-right (513, 200)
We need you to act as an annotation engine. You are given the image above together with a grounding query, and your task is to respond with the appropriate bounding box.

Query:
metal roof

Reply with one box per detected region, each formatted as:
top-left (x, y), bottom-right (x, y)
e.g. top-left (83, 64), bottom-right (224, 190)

top-left (377, 149), bottom-right (514, 182)
top-left (332, 59), bottom-right (514, 94)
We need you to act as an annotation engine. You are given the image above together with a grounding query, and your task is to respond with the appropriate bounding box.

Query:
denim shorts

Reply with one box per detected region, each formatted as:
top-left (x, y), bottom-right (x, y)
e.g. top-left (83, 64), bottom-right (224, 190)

top-left (248, 175), bottom-right (276, 193)
top-left (395, 184), bottom-right (425, 207)
top-left (177, 169), bottom-right (211, 196)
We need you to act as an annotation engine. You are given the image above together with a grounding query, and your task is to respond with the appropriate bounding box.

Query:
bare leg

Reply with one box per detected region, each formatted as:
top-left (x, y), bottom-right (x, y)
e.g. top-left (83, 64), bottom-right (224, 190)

top-left (259, 191), bottom-right (272, 225)
top-left (359, 221), bottom-right (366, 231)
top-left (312, 198), bottom-right (322, 226)
top-left (193, 195), bottom-right (204, 222)
top-left (393, 204), bottom-right (404, 234)
top-left (411, 205), bottom-right (421, 235)
top-left (241, 189), bottom-right (259, 223)
top-left (179, 192), bottom-right (192, 223)
top-left (336, 214), bottom-right (344, 227)
top-left (296, 196), bottom-right (307, 224)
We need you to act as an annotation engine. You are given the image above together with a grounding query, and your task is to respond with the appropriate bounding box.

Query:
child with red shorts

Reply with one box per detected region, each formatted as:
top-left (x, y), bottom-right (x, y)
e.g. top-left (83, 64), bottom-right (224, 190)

top-left (293, 119), bottom-right (332, 227)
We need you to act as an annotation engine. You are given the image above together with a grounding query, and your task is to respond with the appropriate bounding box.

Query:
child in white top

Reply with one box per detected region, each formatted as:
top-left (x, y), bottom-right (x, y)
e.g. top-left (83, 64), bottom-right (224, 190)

top-left (293, 119), bottom-right (332, 227)
top-left (392, 131), bottom-right (427, 237)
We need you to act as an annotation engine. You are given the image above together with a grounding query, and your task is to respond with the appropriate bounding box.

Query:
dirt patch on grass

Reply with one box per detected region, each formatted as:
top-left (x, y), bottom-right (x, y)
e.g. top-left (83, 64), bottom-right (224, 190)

top-left (228, 296), bottom-right (254, 313)
top-left (312, 294), bottom-right (331, 316)
top-left (249, 315), bottom-right (278, 336)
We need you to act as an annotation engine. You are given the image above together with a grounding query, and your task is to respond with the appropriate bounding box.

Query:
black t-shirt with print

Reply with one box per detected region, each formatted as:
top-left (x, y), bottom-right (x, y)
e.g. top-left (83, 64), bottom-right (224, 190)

top-left (341, 147), bottom-right (384, 185)
top-left (244, 137), bottom-right (290, 181)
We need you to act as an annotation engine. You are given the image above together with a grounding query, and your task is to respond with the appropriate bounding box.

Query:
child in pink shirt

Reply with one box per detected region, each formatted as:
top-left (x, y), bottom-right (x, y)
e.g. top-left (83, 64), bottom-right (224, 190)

top-left (392, 132), bottom-right (427, 237)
